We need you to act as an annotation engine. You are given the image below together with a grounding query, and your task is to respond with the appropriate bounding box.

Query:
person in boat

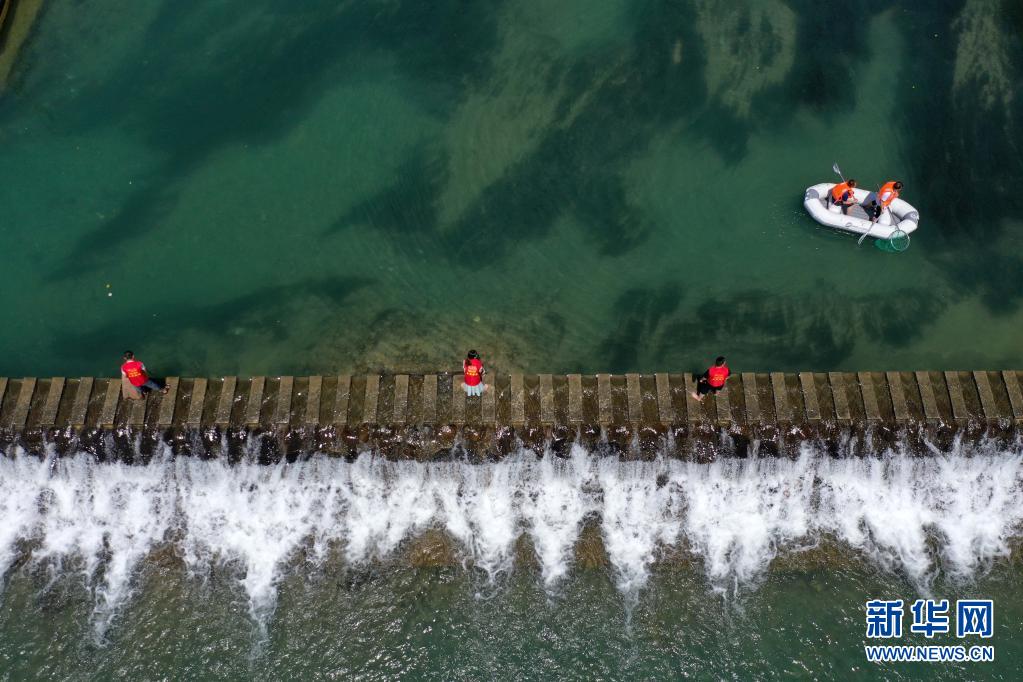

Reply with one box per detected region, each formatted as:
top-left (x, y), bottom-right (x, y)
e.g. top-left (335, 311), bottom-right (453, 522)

top-left (866, 180), bottom-right (903, 223)
top-left (691, 356), bottom-right (729, 402)
top-left (829, 178), bottom-right (858, 214)
top-left (463, 349), bottom-right (486, 397)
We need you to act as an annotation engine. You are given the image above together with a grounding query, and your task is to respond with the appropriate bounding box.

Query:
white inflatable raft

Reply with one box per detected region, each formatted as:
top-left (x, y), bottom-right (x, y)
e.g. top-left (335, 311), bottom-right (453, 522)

top-left (804, 183), bottom-right (919, 239)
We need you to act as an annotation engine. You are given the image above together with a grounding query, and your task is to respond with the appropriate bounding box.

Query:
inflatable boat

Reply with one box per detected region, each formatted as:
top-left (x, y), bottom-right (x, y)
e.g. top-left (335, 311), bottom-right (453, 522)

top-left (803, 183), bottom-right (919, 240)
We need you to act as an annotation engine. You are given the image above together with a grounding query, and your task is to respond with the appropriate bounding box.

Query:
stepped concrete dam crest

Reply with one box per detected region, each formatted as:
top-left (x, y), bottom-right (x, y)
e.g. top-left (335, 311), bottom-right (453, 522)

top-left (0, 370), bottom-right (1018, 462)
top-left (0, 370), bottom-right (1021, 461)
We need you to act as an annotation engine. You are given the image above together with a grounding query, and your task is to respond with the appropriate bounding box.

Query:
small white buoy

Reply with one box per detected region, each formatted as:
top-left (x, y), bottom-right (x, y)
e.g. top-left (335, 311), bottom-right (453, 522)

top-left (108, 292), bottom-right (113, 297)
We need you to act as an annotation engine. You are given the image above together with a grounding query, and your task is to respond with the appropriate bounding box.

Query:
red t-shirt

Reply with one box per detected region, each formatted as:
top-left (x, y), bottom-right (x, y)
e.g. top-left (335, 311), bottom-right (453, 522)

top-left (463, 358), bottom-right (483, 386)
top-left (708, 364), bottom-right (730, 388)
top-left (121, 360), bottom-right (148, 387)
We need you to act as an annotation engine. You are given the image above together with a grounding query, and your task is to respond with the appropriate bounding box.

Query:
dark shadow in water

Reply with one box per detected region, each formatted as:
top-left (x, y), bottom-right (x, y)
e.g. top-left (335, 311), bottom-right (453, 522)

top-left (44, 0), bottom-right (505, 279)
top-left (896, 3), bottom-right (1023, 312)
top-left (328, 0), bottom-right (713, 261)
top-left (51, 275), bottom-right (371, 375)
top-left (326, 146), bottom-right (446, 237)
top-left (328, 0), bottom-right (894, 264)
top-left (656, 283), bottom-right (946, 370)
top-left (779, 1), bottom-right (881, 116)
top-left (599, 284), bottom-right (684, 373)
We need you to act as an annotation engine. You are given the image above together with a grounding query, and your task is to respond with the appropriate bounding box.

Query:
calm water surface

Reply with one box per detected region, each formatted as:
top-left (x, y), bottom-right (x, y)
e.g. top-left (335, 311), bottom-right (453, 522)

top-left (1, 0), bottom-right (1021, 377)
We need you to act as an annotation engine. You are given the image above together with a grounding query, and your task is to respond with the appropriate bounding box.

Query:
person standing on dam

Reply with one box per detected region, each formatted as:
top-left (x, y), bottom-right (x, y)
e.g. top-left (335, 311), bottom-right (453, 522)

top-left (120, 351), bottom-right (168, 398)
top-left (463, 350), bottom-right (486, 397)
top-left (692, 356), bottom-right (730, 401)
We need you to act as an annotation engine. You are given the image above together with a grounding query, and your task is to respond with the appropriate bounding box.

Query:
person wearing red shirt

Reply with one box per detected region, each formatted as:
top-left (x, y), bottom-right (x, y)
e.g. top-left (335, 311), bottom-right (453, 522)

top-left (463, 349), bottom-right (486, 397)
top-left (120, 351), bottom-right (168, 395)
top-left (691, 356), bottom-right (729, 402)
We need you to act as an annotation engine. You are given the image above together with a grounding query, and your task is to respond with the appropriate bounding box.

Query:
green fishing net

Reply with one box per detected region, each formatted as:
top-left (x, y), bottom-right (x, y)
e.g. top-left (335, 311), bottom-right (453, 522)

top-left (874, 228), bottom-right (910, 252)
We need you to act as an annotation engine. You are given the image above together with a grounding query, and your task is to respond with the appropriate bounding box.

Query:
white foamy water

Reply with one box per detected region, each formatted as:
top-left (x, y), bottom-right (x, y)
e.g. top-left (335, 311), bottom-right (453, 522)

top-left (0, 440), bottom-right (1021, 634)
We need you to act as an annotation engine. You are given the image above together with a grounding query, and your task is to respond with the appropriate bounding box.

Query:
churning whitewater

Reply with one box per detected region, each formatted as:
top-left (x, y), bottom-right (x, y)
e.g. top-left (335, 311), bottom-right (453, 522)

top-left (1, 442), bottom-right (1022, 637)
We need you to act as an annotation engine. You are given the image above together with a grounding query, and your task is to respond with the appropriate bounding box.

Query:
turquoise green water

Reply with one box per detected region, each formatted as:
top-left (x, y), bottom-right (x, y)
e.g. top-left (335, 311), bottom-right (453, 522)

top-left (2, 555), bottom-right (1021, 679)
top-left (2, 2), bottom-right (1023, 679)
top-left (1, 0), bottom-right (1021, 378)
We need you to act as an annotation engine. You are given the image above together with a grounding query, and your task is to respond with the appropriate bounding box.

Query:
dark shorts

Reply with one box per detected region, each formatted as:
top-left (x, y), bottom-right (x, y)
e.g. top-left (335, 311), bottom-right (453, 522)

top-left (696, 378), bottom-right (722, 396)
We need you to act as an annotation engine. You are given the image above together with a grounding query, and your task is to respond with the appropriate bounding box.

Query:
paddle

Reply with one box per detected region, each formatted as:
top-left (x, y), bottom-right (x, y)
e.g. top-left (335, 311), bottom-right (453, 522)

top-left (834, 163), bottom-right (872, 245)
top-left (857, 220), bottom-right (875, 245)
top-left (859, 181), bottom-right (897, 245)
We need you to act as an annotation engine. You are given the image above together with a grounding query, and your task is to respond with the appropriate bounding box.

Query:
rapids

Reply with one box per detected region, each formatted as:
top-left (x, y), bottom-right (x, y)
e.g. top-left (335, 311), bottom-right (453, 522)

top-left (1, 439), bottom-right (1021, 637)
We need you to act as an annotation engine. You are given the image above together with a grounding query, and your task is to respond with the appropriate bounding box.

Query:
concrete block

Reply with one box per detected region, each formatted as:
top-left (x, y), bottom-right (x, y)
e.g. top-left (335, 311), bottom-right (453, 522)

top-left (305, 376), bottom-right (322, 425)
top-left (596, 374), bottom-right (612, 425)
top-left (886, 371), bottom-right (909, 423)
top-left (828, 372), bottom-right (850, 422)
top-left (99, 379), bottom-right (120, 428)
top-left (799, 372), bottom-right (820, 422)
top-left (129, 391), bottom-right (147, 427)
top-left (187, 378), bottom-right (208, 427)
top-left (972, 371), bottom-right (1000, 420)
top-left (245, 377), bottom-right (265, 427)
top-left (1003, 371), bottom-right (1023, 421)
top-left (215, 377), bottom-right (235, 426)
top-left (392, 375), bottom-right (408, 425)
top-left (10, 378), bottom-right (36, 430)
top-left (334, 375), bottom-right (352, 425)
top-left (771, 372), bottom-right (790, 423)
top-left (39, 377), bottom-right (65, 427)
top-left (481, 373), bottom-right (497, 425)
top-left (857, 372), bottom-right (880, 422)
top-left (742, 373), bottom-right (760, 424)
top-left (274, 376), bottom-right (293, 425)
top-left (655, 373), bottom-right (674, 424)
top-left (944, 371), bottom-right (967, 422)
top-left (363, 375), bottom-right (380, 424)
top-left (510, 373), bottom-right (525, 425)
top-left (915, 371), bottom-right (939, 423)
top-left (452, 376), bottom-right (466, 425)
top-left (70, 377), bottom-right (94, 428)
top-left (422, 375), bottom-right (437, 424)
top-left (684, 374), bottom-right (701, 423)
top-left (157, 377), bottom-right (178, 426)
top-left (715, 383), bottom-right (731, 426)
top-left (540, 374), bottom-right (555, 425)
top-left (625, 374), bottom-right (641, 424)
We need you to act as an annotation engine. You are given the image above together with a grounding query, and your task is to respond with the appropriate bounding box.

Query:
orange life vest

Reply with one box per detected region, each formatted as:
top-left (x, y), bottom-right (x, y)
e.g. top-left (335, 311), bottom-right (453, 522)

top-left (708, 365), bottom-right (729, 388)
top-left (878, 181), bottom-right (900, 208)
top-left (831, 182), bottom-right (853, 201)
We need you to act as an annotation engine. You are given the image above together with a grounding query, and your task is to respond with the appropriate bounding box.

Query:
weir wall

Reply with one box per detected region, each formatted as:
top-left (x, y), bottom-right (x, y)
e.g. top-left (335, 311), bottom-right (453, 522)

top-left (0, 371), bottom-right (1021, 461)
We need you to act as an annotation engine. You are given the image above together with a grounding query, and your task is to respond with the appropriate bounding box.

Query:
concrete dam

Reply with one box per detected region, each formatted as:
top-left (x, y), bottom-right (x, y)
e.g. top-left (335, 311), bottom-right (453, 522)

top-left (0, 370), bottom-right (1021, 460)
